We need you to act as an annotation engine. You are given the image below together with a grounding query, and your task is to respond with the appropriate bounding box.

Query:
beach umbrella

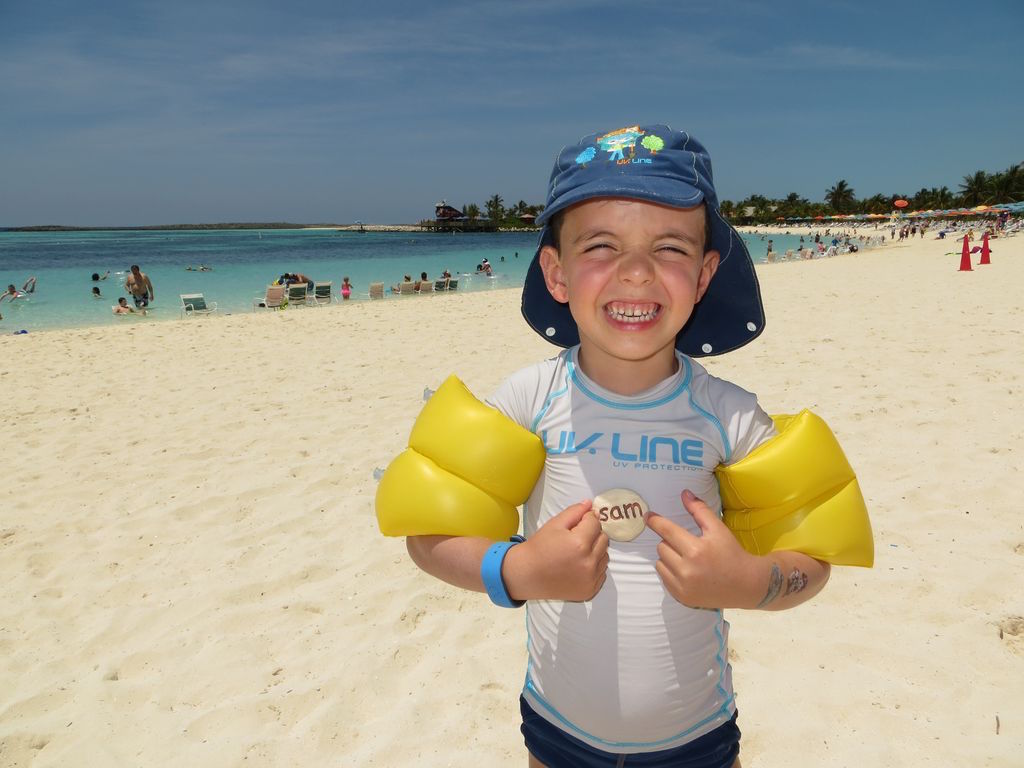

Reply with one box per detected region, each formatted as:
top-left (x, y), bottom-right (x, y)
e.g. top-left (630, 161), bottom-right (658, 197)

top-left (959, 234), bottom-right (973, 272)
top-left (979, 232), bottom-right (991, 265)
top-left (894, 199), bottom-right (909, 209)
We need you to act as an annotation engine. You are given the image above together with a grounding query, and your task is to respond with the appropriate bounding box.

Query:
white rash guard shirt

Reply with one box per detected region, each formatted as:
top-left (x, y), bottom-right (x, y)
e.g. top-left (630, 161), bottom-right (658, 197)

top-left (487, 347), bottom-right (776, 754)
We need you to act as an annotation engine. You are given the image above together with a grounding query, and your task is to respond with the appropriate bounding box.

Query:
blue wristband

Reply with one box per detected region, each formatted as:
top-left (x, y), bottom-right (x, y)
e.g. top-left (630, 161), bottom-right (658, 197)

top-left (481, 537), bottom-right (525, 608)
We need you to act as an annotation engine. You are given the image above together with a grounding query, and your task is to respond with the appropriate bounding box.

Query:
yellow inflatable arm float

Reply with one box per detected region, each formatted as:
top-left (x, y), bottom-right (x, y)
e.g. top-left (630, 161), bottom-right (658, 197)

top-left (375, 375), bottom-right (546, 540)
top-left (716, 410), bottom-right (874, 567)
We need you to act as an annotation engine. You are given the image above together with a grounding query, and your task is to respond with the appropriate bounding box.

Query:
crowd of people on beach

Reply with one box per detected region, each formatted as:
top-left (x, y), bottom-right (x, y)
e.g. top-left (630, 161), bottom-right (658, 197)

top-left (271, 271), bottom-right (353, 300)
top-left (752, 220), bottom-right (948, 264)
top-left (390, 269), bottom-right (454, 293)
top-left (760, 229), bottom-right (870, 263)
top-left (931, 214), bottom-right (1019, 242)
top-left (3, 253), bottom-right (512, 326)
top-left (748, 214), bottom-right (1021, 257)
top-left (389, 257), bottom-right (500, 294)
top-left (260, 254), bottom-right (514, 301)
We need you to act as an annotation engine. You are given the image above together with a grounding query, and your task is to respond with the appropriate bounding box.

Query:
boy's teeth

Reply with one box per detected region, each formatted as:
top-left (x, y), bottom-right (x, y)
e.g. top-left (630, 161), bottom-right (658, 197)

top-left (607, 303), bottom-right (659, 322)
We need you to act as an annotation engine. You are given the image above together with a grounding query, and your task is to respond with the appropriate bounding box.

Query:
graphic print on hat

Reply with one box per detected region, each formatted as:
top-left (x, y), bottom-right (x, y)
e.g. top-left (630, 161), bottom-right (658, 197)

top-left (586, 126), bottom-right (665, 165)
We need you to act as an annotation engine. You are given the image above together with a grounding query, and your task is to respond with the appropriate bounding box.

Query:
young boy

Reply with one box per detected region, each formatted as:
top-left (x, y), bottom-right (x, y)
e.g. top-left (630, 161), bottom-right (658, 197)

top-left (405, 125), bottom-right (833, 767)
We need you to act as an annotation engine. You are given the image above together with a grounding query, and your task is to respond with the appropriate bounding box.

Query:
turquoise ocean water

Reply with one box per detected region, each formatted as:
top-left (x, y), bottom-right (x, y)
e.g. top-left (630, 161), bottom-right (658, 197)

top-left (0, 228), bottom-right (823, 333)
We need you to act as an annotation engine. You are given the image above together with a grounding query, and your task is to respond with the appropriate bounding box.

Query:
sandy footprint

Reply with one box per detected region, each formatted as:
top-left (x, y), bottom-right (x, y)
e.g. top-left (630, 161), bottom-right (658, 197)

top-left (0, 732), bottom-right (52, 765)
top-left (997, 616), bottom-right (1024, 654)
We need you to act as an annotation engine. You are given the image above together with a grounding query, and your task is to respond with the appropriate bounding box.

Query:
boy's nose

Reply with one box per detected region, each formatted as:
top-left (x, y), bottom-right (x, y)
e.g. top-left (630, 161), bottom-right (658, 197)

top-left (617, 250), bottom-right (655, 284)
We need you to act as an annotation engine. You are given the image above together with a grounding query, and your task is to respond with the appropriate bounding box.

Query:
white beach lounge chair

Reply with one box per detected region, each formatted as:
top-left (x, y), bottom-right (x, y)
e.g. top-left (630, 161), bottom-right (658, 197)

top-left (253, 284), bottom-right (286, 310)
top-left (418, 279), bottom-right (434, 294)
top-left (180, 293), bottom-right (218, 318)
top-left (369, 282), bottom-right (385, 300)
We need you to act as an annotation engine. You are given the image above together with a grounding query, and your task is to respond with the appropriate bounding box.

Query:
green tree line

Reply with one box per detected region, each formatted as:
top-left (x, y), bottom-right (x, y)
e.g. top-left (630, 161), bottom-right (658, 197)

top-left (453, 194), bottom-right (544, 229)
top-left (448, 162), bottom-right (1021, 228)
top-left (722, 162), bottom-right (1022, 223)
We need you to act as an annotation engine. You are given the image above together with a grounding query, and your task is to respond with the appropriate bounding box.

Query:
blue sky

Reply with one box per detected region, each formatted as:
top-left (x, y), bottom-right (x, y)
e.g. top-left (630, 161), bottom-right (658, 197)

top-left (2, 0), bottom-right (1021, 226)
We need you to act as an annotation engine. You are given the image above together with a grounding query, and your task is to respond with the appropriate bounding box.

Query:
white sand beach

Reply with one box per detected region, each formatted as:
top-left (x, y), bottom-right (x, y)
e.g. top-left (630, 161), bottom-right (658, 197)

top-left (2, 234), bottom-right (1022, 767)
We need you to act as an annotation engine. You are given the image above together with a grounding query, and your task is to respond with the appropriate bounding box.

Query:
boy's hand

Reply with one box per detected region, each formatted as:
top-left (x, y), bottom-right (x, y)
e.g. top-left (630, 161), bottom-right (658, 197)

top-left (505, 501), bottom-right (609, 602)
top-left (646, 490), bottom-right (762, 609)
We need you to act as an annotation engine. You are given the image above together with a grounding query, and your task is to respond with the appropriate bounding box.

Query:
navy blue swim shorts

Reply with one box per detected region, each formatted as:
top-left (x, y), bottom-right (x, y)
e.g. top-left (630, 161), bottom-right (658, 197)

top-left (520, 697), bottom-right (740, 768)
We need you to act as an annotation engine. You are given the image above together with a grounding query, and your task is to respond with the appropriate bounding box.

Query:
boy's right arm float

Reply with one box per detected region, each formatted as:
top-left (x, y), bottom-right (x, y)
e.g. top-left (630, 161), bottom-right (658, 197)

top-left (376, 376), bottom-right (545, 598)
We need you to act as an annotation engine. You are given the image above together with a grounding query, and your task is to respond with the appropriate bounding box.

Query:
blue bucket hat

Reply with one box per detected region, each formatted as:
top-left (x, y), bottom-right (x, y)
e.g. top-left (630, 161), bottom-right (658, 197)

top-left (522, 124), bottom-right (764, 357)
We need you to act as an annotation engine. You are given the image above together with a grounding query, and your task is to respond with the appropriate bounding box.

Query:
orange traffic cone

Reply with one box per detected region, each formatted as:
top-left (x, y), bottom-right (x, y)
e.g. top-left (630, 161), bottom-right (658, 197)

top-left (959, 234), bottom-right (972, 271)
top-left (979, 232), bottom-right (991, 265)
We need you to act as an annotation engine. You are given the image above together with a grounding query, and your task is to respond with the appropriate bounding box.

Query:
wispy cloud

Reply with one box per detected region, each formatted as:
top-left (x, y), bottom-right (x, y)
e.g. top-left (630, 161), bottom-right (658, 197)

top-left (774, 44), bottom-right (933, 71)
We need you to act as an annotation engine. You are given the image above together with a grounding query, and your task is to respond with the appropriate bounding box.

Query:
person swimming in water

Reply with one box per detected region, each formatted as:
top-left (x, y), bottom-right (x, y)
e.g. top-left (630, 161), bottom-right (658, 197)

top-left (1, 279), bottom-right (31, 304)
top-left (113, 296), bottom-right (145, 315)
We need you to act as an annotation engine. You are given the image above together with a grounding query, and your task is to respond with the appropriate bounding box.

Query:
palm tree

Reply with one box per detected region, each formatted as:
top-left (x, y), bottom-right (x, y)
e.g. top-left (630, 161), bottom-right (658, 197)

top-left (485, 194), bottom-right (505, 222)
top-left (737, 194), bottom-right (773, 222)
top-left (958, 171), bottom-right (990, 206)
top-left (909, 188), bottom-right (932, 210)
top-left (825, 180), bottom-right (856, 213)
top-left (777, 192), bottom-right (810, 220)
top-left (933, 186), bottom-right (955, 209)
top-left (463, 203), bottom-right (481, 222)
top-left (989, 164), bottom-right (1022, 203)
top-left (911, 186), bottom-right (955, 211)
top-left (862, 194), bottom-right (890, 214)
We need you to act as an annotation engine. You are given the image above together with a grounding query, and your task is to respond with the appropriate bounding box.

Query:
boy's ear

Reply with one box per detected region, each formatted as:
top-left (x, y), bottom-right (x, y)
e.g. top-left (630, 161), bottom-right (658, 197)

top-left (695, 250), bottom-right (720, 303)
top-left (539, 245), bottom-right (569, 304)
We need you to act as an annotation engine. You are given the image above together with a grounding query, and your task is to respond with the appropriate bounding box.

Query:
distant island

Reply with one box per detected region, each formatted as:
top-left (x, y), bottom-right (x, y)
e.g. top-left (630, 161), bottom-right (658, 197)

top-left (2, 221), bottom-right (538, 234)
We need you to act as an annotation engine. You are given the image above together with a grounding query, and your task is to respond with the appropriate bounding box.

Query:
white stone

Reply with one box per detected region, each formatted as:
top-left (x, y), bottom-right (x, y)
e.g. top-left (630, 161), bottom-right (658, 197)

top-left (593, 488), bottom-right (648, 542)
